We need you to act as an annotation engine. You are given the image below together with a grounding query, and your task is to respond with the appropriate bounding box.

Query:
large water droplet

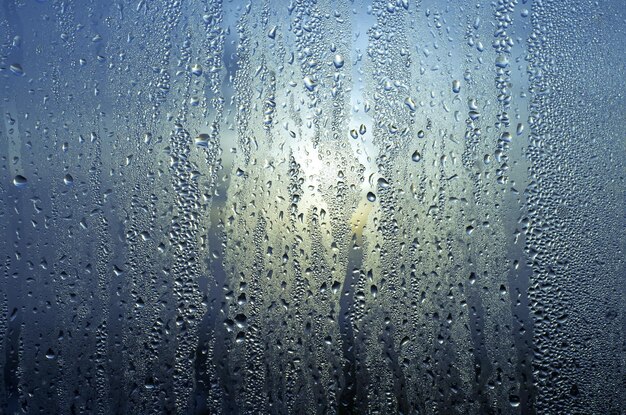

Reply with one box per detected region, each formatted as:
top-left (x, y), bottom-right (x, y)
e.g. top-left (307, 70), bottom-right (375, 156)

top-left (13, 175), bottom-right (28, 188)
top-left (333, 54), bottom-right (344, 69)
top-left (303, 76), bottom-right (316, 91)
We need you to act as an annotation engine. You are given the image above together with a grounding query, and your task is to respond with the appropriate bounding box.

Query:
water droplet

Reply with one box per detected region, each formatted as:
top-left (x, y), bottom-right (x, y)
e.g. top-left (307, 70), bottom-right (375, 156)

top-left (469, 272), bottom-right (477, 284)
top-left (370, 284), bottom-right (378, 298)
top-left (333, 54), bottom-right (344, 69)
top-left (359, 124), bottom-right (366, 135)
top-left (268, 25), bottom-right (277, 39)
top-left (516, 123), bottom-right (524, 136)
top-left (303, 76), bottom-right (316, 91)
top-left (10, 63), bottom-right (24, 76)
top-left (195, 134), bottom-right (209, 147)
top-left (417, 130), bottom-right (425, 139)
top-left (452, 80), bottom-right (461, 93)
top-left (412, 151), bottom-right (421, 162)
top-left (366, 192), bottom-right (376, 202)
top-left (63, 174), bottom-right (74, 186)
top-left (495, 55), bottom-right (510, 68)
top-left (191, 64), bottom-right (203, 76)
top-left (13, 175), bottom-right (27, 188)
top-left (405, 97), bottom-right (417, 111)
top-left (509, 395), bottom-right (521, 407)
top-left (350, 129), bottom-right (358, 139)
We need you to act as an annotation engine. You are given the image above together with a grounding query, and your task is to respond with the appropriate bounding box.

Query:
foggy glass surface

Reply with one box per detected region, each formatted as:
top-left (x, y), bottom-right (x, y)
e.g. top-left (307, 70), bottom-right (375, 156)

top-left (0, 0), bottom-right (624, 414)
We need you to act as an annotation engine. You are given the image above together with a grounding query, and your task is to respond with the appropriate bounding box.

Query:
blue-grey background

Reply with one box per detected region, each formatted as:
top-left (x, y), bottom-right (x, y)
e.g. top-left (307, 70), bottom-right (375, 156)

top-left (0, 0), bottom-right (624, 414)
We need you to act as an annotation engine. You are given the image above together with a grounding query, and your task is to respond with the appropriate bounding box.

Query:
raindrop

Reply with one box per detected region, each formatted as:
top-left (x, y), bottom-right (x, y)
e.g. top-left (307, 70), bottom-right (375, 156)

top-left (366, 192), bottom-right (376, 202)
top-left (411, 151), bottom-right (421, 162)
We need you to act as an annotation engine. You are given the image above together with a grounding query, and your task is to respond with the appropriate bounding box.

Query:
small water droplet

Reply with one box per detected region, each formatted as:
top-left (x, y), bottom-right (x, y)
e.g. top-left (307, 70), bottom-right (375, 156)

top-left (63, 174), bottom-right (74, 186)
top-left (366, 192), bottom-right (376, 202)
top-left (411, 151), bottom-right (421, 162)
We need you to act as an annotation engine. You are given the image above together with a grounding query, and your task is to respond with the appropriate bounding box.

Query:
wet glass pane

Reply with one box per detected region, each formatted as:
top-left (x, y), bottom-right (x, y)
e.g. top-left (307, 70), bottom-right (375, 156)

top-left (0, 0), bottom-right (624, 414)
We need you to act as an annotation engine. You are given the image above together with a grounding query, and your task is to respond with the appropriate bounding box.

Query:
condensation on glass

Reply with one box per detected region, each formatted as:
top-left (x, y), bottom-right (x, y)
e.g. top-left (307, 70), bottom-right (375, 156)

top-left (0, 0), bottom-right (624, 414)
